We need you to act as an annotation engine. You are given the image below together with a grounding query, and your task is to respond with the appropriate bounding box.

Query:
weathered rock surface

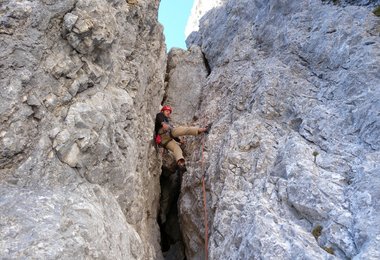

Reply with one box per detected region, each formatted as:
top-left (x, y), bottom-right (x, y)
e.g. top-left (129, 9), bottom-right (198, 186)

top-left (1, 0), bottom-right (166, 259)
top-left (1, 0), bottom-right (379, 259)
top-left (185, 0), bottom-right (224, 38)
top-left (325, 0), bottom-right (380, 8)
top-left (164, 46), bottom-right (209, 125)
top-left (169, 0), bottom-right (380, 259)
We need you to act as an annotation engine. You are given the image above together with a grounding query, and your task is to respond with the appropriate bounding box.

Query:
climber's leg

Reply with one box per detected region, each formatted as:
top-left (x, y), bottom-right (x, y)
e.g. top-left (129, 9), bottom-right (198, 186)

top-left (171, 126), bottom-right (199, 137)
top-left (165, 140), bottom-right (184, 162)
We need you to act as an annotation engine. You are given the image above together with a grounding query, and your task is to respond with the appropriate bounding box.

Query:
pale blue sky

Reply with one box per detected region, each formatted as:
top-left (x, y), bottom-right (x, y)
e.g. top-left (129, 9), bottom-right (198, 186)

top-left (158, 0), bottom-right (194, 51)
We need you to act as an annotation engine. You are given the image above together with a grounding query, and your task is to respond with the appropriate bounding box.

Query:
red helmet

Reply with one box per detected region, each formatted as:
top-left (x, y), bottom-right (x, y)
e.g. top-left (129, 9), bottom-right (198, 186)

top-left (161, 105), bottom-right (172, 113)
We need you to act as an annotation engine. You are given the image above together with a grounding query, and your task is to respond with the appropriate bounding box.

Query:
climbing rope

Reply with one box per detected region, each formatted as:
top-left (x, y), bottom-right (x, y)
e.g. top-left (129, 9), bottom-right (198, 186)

top-left (200, 135), bottom-right (209, 260)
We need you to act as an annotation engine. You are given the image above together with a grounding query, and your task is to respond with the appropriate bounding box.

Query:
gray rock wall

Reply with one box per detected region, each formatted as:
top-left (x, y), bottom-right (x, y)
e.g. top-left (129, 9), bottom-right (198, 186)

top-left (164, 46), bottom-right (209, 125)
top-left (1, 0), bottom-right (379, 259)
top-left (324, 0), bottom-right (380, 8)
top-left (0, 0), bottom-right (166, 259)
top-left (161, 46), bottom-right (210, 259)
top-left (176, 0), bottom-right (380, 259)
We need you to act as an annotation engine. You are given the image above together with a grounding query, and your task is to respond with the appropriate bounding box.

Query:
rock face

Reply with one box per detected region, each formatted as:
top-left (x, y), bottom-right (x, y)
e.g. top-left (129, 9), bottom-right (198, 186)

top-left (1, 0), bottom-right (379, 259)
top-left (185, 0), bottom-right (224, 38)
top-left (327, 0), bottom-right (380, 8)
top-left (164, 46), bottom-right (209, 125)
top-left (158, 43), bottom-right (209, 255)
top-left (0, 0), bottom-right (166, 259)
top-left (171, 0), bottom-right (380, 259)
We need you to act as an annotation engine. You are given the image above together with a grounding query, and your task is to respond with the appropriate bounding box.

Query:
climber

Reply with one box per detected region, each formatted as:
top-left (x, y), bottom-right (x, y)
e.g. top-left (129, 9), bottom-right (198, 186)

top-left (154, 105), bottom-right (211, 170)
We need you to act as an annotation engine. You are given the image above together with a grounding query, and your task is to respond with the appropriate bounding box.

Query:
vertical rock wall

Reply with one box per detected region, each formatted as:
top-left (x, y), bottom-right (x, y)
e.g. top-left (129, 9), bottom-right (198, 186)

top-left (157, 45), bottom-right (209, 259)
top-left (185, 0), bottom-right (224, 38)
top-left (170, 0), bottom-right (380, 259)
top-left (0, 0), bottom-right (166, 259)
top-left (164, 46), bottom-right (209, 125)
top-left (1, 0), bottom-right (379, 259)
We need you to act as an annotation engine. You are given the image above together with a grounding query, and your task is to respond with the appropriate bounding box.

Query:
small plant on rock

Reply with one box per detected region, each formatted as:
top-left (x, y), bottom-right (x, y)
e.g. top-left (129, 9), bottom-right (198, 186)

top-left (312, 225), bottom-right (323, 240)
top-left (312, 151), bottom-right (319, 163)
top-left (374, 6), bottom-right (380, 17)
top-left (322, 246), bottom-right (335, 255)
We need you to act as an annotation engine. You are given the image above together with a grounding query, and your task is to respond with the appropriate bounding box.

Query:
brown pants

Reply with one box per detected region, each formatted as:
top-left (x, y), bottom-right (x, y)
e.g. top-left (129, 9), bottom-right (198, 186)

top-left (161, 127), bottom-right (199, 162)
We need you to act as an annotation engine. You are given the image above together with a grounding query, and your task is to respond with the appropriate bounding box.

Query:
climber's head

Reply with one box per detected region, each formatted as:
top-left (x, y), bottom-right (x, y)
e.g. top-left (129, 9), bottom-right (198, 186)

top-left (161, 105), bottom-right (172, 116)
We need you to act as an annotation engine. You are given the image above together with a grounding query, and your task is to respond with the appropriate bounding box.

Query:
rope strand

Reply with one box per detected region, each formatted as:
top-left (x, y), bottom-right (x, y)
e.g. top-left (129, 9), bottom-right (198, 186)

top-left (201, 135), bottom-right (209, 260)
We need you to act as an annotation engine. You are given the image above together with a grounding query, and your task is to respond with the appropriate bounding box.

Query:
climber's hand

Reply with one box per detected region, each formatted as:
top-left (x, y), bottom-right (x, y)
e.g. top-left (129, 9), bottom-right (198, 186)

top-left (162, 123), bottom-right (170, 130)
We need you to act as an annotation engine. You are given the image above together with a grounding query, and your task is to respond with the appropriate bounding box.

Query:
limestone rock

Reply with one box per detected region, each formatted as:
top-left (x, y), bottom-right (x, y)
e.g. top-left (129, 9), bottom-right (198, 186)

top-left (2, 0), bottom-right (379, 259)
top-left (1, 0), bottom-right (166, 259)
top-left (185, 0), bottom-right (225, 37)
top-left (164, 46), bottom-right (209, 125)
top-left (177, 0), bottom-right (380, 259)
top-left (0, 182), bottom-right (144, 259)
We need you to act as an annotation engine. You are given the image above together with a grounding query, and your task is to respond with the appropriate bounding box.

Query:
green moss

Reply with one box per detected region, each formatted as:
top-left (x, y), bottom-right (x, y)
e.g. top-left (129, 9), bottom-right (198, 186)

top-left (312, 225), bottom-right (323, 239)
top-left (322, 246), bottom-right (335, 255)
top-left (373, 6), bottom-right (380, 17)
top-left (332, 0), bottom-right (339, 4)
top-left (313, 151), bottom-right (319, 163)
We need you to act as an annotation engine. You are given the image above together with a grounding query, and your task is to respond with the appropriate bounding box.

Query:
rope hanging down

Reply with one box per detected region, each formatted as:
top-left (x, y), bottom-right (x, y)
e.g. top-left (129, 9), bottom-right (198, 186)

top-left (201, 135), bottom-right (209, 260)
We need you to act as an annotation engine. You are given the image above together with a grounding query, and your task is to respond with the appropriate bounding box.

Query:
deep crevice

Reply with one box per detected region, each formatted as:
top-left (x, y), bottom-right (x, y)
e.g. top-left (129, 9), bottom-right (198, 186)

top-left (201, 51), bottom-right (211, 76)
top-left (158, 166), bottom-right (187, 260)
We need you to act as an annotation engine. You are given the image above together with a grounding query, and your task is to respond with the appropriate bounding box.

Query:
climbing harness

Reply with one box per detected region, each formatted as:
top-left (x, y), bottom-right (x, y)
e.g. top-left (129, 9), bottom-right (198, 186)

top-left (155, 128), bottom-right (175, 147)
top-left (200, 134), bottom-right (209, 260)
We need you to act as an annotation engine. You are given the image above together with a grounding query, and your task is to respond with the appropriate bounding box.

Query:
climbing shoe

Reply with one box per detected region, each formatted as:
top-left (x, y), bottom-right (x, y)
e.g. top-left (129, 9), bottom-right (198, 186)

top-left (177, 159), bottom-right (187, 171)
top-left (204, 123), bottom-right (213, 134)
